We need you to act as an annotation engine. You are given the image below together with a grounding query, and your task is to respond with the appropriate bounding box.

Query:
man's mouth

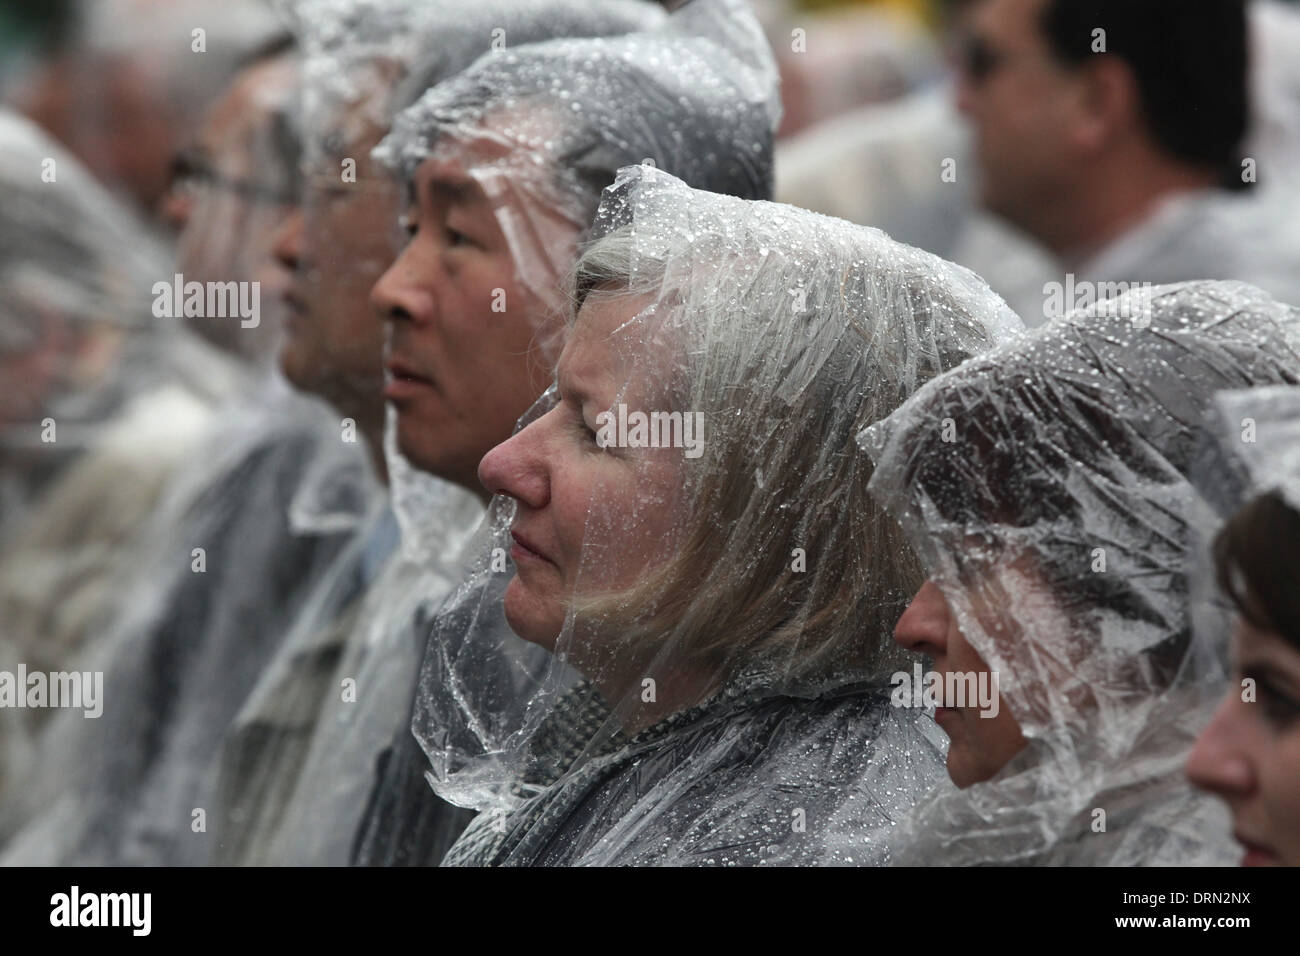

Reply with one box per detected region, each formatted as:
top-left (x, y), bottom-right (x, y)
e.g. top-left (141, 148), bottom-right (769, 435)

top-left (384, 355), bottom-right (436, 399)
top-left (279, 286), bottom-right (310, 330)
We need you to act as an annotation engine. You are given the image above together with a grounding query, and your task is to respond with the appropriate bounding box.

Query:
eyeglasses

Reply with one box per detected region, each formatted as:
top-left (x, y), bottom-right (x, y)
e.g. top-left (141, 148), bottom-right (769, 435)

top-left (170, 148), bottom-right (301, 207)
top-left (954, 33), bottom-right (1012, 84)
top-left (298, 166), bottom-right (399, 202)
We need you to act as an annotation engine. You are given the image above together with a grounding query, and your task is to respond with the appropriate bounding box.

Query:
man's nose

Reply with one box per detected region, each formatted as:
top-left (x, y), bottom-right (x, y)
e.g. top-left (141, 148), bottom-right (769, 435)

top-left (272, 207), bottom-right (306, 273)
top-left (161, 190), bottom-right (195, 232)
top-left (370, 246), bottom-right (430, 327)
top-left (954, 73), bottom-right (978, 117)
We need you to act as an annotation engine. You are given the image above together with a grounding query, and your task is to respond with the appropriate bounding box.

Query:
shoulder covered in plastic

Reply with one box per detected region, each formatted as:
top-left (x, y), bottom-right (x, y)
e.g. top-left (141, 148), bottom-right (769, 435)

top-left (516, 681), bottom-right (948, 866)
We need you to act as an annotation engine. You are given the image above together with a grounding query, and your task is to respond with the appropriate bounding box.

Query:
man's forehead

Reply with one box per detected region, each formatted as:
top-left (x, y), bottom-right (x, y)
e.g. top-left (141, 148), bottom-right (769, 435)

top-left (198, 95), bottom-right (261, 156)
top-left (322, 105), bottom-right (386, 155)
top-left (979, 0), bottom-right (1046, 40)
top-left (243, 55), bottom-right (301, 110)
top-left (405, 101), bottom-right (567, 198)
top-left (412, 150), bottom-right (494, 205)
top-left (199, 69), bottom-right (298, 163)
top-left (204, 56), bottom-right (296, 137)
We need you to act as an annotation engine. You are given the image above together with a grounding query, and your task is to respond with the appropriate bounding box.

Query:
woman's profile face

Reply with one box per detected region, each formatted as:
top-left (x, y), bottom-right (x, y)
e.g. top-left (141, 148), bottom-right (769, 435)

top-left (478, 291), bottom-right (685, 652)
top-left (893, 578), bottom-right (1029, 788)
top-left (1188, 617), bottom-right (1300, 866)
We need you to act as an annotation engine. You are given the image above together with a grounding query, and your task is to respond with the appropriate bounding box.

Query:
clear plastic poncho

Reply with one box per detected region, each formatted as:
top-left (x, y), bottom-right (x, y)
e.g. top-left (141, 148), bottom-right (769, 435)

top-left (1184, 382), bottom-right (1300, 701)
top-left (0, 109), bottom-right (249, 808)
top-left (197, 0), bottom-right (667, 866)
top-left (854, 280), bottom-right (1300, 866)
top-left (1200, 385), bottom-right (1300, 520)
top-left (354, 0), bottom-right (788, 866)
top-left (0, 41), bottom-right (369, 863)
top-left (374, 0), bottom-right (781, 572)
top-left (414, 163), bottom-right (1024, 866)
top-left (372, 0), bottom-right (781, 627)
top-left (375, 0), bottom-right (777, 320)
top-left (0, 109), bottom-right (236, 537)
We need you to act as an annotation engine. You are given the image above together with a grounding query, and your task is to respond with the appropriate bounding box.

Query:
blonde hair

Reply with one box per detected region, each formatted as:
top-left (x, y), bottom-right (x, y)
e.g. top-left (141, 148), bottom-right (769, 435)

top-left (562, 223), bottom-right (992, 687)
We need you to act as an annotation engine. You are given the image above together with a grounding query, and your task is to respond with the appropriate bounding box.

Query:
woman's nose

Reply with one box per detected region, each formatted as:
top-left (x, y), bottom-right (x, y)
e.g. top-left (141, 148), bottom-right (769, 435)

top-left (1187, 693), bottom-right (1256, 799)
top-left (478, 416), bottom-right (550, 508)
top-left (894, 579), bottom-right (951, 659)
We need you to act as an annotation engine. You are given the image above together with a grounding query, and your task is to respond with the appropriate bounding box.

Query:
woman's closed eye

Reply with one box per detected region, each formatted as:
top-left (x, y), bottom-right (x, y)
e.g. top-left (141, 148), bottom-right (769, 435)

top-left (1242, 666), bottom-right (1300, 728)
top-left (1259, 682), bottom-right (1300, 728)
top-left (572, 406), bottom-right (602, 449)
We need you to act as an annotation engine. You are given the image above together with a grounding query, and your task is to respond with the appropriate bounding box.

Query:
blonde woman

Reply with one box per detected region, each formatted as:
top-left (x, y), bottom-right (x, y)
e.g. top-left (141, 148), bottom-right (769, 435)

top-left (413, 164), bottom-right (1023, 866)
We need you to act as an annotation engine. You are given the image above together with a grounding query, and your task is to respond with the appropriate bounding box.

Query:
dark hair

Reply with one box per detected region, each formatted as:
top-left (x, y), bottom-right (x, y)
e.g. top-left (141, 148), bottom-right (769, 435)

top-left (1039, 0), bottom-right (1250, 189)
top-left (1214, 490), bottom-right (1300, 649)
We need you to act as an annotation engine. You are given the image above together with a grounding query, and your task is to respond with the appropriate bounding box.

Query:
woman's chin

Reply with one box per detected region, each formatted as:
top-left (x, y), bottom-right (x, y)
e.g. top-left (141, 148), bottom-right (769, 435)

top-left (503, 578), bottom-right (562, 651)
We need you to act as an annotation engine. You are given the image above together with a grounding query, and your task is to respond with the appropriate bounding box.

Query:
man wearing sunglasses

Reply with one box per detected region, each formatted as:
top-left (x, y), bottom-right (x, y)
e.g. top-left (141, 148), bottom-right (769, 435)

top-left (949, 0), bottom-right (1300, 321)
top-left (958, 0), bottom-right (1248, 255)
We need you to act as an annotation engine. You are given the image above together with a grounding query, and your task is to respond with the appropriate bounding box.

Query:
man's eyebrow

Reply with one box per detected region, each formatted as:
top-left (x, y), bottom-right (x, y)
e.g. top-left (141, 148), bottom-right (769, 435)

top-left (432, 177), bottom-right (477, 200)
top-left (416, 168), bottom-right (485, 207)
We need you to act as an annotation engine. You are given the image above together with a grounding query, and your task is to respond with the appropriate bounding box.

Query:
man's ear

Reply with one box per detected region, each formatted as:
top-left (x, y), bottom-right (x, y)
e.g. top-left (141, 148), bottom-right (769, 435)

top-left (1070, 55), bottom-right (1141, 155)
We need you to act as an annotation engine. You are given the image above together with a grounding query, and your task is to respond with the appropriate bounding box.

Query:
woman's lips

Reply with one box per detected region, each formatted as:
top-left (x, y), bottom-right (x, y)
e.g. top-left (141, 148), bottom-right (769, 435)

top-left (510, 529), bottom-right (552, 566)
top-left (1237, 834), bottom-right (1281, 867)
